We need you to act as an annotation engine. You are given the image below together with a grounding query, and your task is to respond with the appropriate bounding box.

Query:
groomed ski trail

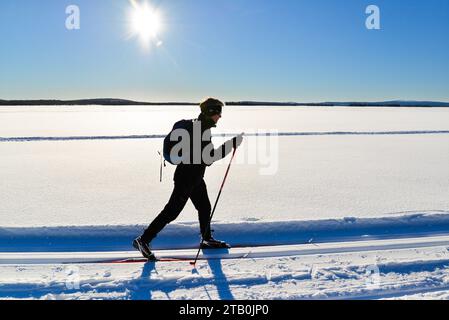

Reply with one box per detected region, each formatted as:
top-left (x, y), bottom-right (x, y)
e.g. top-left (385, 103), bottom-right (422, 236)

top-left (2, 234), bottom-right (449, 265)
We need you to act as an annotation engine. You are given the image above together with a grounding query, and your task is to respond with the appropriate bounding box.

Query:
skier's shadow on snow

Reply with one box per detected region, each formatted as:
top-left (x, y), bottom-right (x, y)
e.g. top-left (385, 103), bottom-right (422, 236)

top-left (202, 249), bottom-right (235, 300)
top-left (129, 261), bottom-right (157, 300)
top-left (129, 250), bottom-right (234, 300)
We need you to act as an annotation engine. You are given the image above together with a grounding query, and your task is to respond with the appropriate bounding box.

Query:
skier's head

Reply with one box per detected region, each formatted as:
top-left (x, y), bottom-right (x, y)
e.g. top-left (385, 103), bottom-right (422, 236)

top-left (200, 98), bottom-right (224, 125)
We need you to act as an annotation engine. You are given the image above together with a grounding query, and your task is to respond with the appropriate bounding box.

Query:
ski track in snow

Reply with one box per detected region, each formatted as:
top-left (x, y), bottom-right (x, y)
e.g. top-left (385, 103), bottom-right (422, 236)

top-left (1, 130), bottom-right (449, 142)
top-left (2, 214), bottom-right (449, 300)
top-left (2, 212), bottom-right (449, 252)
top-left (2, 243), bottom-right (449, 300)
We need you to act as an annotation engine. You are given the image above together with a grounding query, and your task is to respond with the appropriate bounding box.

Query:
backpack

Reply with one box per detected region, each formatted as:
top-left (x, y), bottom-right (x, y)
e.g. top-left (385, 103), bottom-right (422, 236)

top-left (163, 120), bottom-right (192, 165)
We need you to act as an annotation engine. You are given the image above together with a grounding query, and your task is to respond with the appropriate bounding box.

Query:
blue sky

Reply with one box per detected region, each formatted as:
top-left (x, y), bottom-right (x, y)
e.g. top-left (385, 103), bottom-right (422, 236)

top-left (0, 0), bottom-right (448, 102)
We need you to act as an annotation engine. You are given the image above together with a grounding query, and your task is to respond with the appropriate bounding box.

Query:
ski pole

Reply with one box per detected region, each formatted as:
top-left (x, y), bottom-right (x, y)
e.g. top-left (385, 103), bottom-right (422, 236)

top-left (190, 146), bottom-right (238, 266)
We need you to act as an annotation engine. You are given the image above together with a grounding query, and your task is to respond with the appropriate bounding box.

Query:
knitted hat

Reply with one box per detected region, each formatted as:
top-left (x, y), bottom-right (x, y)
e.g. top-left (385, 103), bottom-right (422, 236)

top-left (200, 98), bottom-right (224, 117)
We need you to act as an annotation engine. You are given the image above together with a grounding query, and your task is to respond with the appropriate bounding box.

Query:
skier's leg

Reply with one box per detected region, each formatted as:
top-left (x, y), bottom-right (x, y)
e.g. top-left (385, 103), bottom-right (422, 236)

top-left (141, 182), bottom-right (192, 243)
top-left (191, 179), bottom-right (230, 248)
top-left (189, 179), bottom-right (212, 239)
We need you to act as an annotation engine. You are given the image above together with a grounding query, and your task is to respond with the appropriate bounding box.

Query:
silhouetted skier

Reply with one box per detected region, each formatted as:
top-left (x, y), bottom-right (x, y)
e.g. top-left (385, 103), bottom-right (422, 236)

top-left (133, 98), bottom-right (243, 260)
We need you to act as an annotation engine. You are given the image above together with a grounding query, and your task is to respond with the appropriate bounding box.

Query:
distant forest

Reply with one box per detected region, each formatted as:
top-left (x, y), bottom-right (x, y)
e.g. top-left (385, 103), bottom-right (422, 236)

top-left (1, 99), bottom-right (449, 107)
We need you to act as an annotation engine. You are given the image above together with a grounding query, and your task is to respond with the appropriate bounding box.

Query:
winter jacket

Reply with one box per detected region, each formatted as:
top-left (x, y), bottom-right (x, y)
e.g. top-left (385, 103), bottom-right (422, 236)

top-left (167, 114), bottom-right (235, 182)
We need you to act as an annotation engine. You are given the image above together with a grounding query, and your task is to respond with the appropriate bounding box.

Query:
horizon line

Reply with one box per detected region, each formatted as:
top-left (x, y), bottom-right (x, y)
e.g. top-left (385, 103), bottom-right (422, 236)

top-left (1, 98), bottom-right (449, 107)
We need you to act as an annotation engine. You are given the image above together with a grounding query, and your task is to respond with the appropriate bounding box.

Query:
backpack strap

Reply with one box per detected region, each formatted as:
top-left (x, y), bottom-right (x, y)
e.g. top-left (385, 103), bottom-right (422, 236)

top-left (158, 151), bottom-right (166, 182)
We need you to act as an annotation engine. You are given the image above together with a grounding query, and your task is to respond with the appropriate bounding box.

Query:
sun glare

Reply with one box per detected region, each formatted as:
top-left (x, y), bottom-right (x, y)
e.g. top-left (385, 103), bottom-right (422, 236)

top-left (129, 1), bottom-right (163, 48)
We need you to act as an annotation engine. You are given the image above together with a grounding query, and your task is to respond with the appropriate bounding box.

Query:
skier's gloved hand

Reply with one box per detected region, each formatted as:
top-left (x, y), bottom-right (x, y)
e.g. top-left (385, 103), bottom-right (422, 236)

top-left (232, 133), bottom-right (244, 149)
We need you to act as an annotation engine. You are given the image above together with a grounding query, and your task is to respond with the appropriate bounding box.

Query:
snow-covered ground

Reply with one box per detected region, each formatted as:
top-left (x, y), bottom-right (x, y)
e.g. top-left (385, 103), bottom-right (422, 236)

top-left (2, 216), bottom-right (449, 300)
top-left (1, 105), bottom-right (449, 300)
top-left (1, 105), bottom-right (449, 226)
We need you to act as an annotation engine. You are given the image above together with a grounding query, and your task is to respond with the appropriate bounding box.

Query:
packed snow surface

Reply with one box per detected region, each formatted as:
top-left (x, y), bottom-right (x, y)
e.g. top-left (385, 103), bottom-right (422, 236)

top-left (1, 105), bottom-right (449, 226)
top-left (1, 105), bottom-right (449, 300)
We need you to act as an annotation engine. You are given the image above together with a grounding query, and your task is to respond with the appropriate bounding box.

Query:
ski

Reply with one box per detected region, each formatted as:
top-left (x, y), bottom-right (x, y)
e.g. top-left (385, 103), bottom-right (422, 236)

top-left (97, 257), bottom-right (192, 264)
top-left (69, 249), bottom-right (252, 265)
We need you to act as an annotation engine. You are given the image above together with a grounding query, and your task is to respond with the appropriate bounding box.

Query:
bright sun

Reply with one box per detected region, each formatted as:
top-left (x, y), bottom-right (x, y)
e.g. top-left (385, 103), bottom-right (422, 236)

top-left (129, 1), bottom-right (163, 48)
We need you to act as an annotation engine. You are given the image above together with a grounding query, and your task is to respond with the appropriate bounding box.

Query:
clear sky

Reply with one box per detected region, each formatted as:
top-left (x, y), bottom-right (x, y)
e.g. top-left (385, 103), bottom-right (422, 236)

top-left (0, 0), bottom-right (448, 102)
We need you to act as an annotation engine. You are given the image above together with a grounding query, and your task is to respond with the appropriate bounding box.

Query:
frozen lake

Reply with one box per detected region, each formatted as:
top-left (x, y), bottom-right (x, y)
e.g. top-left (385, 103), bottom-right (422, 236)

top-left (2, 105), bottom-right (449, 136)
top-left (1, 105), bottom-right (449, 227)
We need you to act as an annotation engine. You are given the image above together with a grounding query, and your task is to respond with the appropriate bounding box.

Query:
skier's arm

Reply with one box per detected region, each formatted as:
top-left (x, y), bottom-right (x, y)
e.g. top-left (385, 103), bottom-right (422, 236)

top-left (211, 139), bottom-right (234, 162)
top-left (211, 134), bottom-right (243, 162)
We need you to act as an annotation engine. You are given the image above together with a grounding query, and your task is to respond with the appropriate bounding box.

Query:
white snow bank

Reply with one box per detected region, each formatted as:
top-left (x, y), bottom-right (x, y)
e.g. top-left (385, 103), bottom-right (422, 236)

top-left (1, 211), bottom-right (449, 252)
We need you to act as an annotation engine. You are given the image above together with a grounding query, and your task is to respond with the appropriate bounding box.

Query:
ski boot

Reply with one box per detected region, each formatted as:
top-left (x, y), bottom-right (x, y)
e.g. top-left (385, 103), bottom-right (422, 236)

top-left (133, 236), bottom-right (156, 261)
top-left (201, 236), bottom-right (231, 249)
